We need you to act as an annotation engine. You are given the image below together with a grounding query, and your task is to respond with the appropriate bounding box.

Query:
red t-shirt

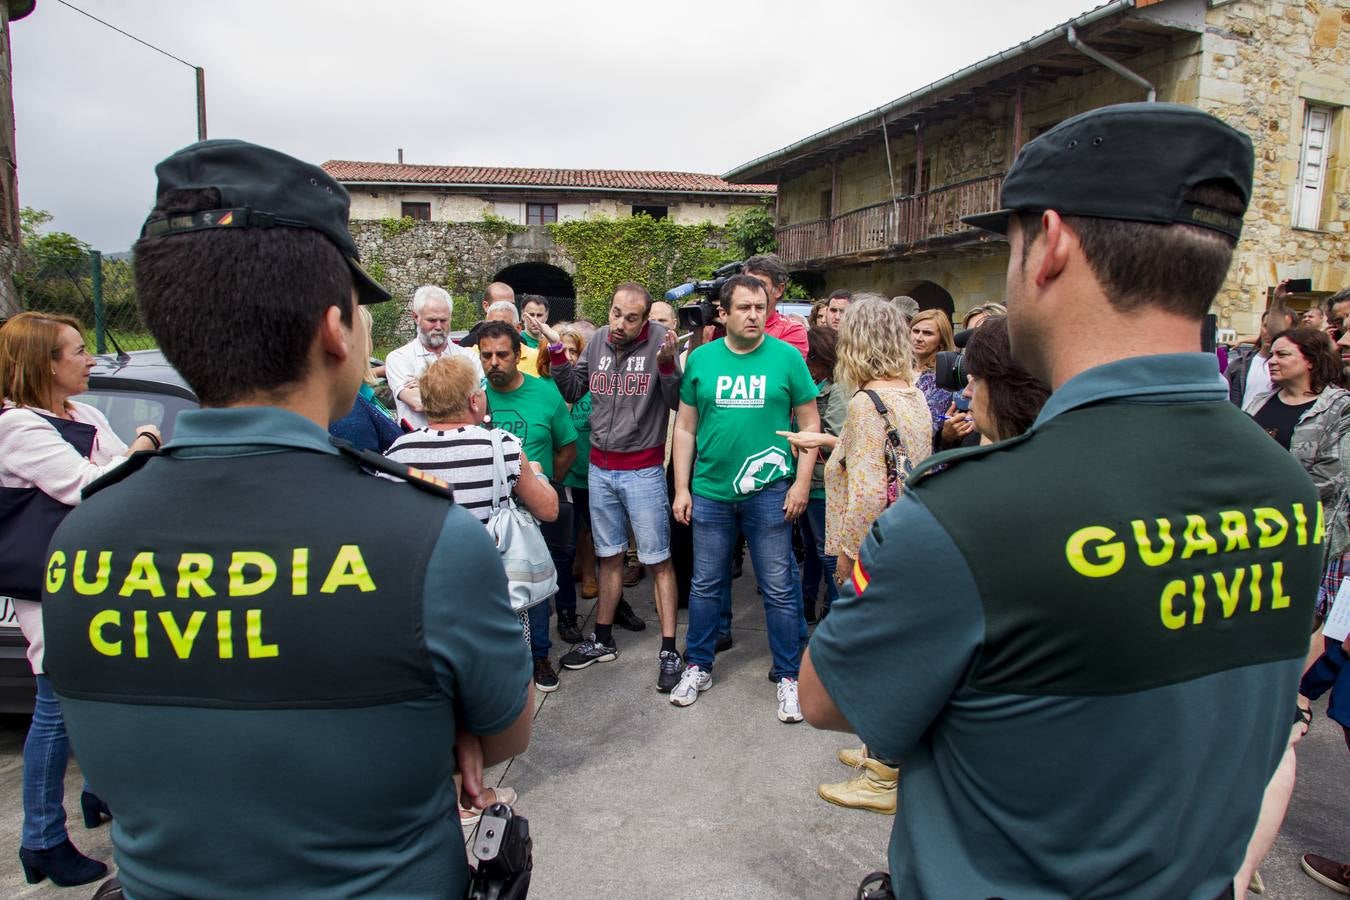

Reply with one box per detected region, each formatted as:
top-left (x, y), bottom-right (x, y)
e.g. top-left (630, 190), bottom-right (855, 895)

top-left (765, 312), bottom-right (809, 360)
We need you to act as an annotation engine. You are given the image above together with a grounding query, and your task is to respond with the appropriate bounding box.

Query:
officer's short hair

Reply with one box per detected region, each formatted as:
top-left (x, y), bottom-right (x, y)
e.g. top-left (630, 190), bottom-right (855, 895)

top-left (477, 320), bottom-right (521, 354)
top-left (412, 285), bottom-right (452, 317)
top-left (1015, 180), bottom-right (1244, 320)
top-left (134, 187), bottom-right (355, 406)
top-left (420, 355), bottom-right (480, 421)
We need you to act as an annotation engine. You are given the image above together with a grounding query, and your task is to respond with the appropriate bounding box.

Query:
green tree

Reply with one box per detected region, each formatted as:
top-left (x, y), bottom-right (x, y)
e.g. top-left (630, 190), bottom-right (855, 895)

top-left (723, 199), bottom-right (777, 259)
top-left (15, 208), bottom-right (93, 321)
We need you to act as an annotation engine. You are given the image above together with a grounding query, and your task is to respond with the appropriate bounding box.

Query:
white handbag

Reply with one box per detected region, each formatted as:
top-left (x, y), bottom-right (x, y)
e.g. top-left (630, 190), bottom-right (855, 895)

top-left (484, 430), bottom-right (557, 612)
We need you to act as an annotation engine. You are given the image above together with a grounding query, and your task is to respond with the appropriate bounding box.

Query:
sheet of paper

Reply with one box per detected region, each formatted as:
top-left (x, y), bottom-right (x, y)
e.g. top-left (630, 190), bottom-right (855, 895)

top-left (1322, 577), bottom-right (1350, 642)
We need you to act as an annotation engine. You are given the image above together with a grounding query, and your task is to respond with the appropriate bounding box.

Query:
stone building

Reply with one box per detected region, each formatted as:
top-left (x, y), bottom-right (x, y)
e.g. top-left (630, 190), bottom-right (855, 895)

top-left (325, 160), bottom-right (771, 324)
top-left (323, 160), bottom-right (773, 228)
top-left (723, 0), bottom-right (1349, 331)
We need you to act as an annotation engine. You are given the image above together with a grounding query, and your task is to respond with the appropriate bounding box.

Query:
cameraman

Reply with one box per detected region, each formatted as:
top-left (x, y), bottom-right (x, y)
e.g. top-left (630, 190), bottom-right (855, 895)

top-left (687, 255), bottom-right (808, 361)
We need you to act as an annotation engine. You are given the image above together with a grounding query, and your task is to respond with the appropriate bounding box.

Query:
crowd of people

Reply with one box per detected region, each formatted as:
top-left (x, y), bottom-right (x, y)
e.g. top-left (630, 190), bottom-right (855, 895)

top-left (0, 102), bottom-right (1346, 898)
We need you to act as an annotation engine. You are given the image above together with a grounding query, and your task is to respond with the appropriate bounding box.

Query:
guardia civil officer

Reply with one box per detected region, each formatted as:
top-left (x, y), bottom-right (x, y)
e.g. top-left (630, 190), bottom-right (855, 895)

top-left (800, 104), bottom-right (1322, 899)
top-left (40, 141), bottom-right (533, 899)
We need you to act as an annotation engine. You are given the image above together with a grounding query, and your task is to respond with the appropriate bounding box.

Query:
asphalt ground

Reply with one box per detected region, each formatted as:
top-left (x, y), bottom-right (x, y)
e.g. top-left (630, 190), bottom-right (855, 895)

top-left (0, 572), bottom-right (1348, 898)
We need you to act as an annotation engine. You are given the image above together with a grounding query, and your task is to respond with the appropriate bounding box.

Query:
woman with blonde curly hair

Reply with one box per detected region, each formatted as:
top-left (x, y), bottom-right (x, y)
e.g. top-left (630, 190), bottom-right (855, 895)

top-left (781, 296), bottom-right (932, 815)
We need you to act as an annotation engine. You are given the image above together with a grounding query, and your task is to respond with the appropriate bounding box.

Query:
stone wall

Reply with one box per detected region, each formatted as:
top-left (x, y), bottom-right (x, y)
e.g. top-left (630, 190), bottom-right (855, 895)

top-left (348, 190), bottom-right (761, 227)
top-left (349, 221), bottom-right (578, 346)
top-left (1201, 0), bottom-right (1350, 334)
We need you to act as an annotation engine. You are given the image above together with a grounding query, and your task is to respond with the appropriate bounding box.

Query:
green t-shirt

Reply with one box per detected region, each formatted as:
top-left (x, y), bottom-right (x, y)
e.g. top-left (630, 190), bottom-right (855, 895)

top-left (487, 373), bottom-right (577, 480)
top-left (563, 392), bottom-right (593, 488)
top-left (680, 336), bottom-right (817, 503)
top-left (520, 331), bottom-right (540, 349)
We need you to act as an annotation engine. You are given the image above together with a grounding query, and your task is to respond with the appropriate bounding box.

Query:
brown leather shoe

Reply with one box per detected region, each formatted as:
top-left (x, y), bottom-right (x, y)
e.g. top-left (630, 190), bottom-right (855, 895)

top-left (622, 562), bottom-right (644, 587)
top-left (1302, 853), bottom-right (1350, 894)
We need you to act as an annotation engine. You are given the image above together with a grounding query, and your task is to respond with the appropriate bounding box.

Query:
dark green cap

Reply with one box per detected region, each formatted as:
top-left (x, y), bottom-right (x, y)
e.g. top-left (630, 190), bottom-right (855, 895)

top-left (141, 139), bottom-right (391, 304)
top-left (962, 102), bottom-right (1254, 239)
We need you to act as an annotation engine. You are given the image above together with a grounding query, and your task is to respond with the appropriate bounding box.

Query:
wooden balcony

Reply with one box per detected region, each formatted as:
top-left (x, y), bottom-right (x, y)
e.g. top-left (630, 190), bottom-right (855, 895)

top-left (776, 174), bottom-right (1003, 268)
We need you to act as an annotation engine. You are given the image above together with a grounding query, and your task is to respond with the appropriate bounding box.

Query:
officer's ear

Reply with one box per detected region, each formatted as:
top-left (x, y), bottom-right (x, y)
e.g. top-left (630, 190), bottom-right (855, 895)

top-left (1034, 210), bottom-right (1073, 288)
top-left (317, 301), bottom-right (355, 364)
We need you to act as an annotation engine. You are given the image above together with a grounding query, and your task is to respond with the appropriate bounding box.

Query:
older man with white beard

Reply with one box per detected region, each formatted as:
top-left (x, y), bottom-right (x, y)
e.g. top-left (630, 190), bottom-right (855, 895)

top-left (384, 285), bottom-right (484, 429)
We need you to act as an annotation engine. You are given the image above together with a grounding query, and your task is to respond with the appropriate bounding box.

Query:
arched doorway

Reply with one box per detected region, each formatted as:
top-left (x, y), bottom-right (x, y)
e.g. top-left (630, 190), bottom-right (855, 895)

top-left (493, 263), bottom-right (576, 322)
top-left (909, 281), bottom-right (955, 322)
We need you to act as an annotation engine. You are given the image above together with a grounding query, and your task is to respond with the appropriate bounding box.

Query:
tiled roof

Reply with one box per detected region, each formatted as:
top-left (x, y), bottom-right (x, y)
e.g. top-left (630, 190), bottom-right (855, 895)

top-left (322, 160), bottom-right (775, 194)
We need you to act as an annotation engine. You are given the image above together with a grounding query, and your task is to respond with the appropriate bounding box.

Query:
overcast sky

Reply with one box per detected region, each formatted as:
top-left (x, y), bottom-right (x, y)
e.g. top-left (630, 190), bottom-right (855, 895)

top-left (13, 0), bottom-right (1097, 250)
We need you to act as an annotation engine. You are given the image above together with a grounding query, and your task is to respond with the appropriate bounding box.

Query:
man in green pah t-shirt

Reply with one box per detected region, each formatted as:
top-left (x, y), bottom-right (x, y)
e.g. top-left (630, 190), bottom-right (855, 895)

top-left (480, 321), bottom-right (577, 685)
top-left (671, 274), bottom-right (819, 723)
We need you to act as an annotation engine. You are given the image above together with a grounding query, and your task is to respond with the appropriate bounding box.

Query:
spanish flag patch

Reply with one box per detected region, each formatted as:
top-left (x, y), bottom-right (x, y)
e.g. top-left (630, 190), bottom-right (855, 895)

top-left (217, 210), bottom-right (234, 226)
top-left (851, 558), bottom-right (870, 595)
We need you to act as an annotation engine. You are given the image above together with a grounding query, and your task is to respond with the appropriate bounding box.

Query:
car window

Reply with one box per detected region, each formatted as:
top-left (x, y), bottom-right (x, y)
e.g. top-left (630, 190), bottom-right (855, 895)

top-left (76, 388), bottom-right (197, 443)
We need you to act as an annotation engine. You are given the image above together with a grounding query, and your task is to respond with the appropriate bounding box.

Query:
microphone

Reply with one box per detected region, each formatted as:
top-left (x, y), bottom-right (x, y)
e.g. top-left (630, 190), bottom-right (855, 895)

top-left (665, 283), bottom-right (695, 302)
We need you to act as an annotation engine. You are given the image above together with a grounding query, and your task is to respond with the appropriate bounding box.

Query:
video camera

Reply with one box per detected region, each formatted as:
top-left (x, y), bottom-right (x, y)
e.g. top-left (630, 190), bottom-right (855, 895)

top-left (933, 326), bottom-right (976, 394)
top-left (467, 803), bottom-right (532, 900)
top-left (665, 261), bottom-right (744, 331)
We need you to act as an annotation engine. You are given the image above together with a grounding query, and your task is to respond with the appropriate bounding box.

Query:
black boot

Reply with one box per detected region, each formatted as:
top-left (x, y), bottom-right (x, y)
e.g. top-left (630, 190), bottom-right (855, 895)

top-left (81, 790), bottom-right (112, 828)
top-left (614, 598), bottom-right (647, 632)
top-left (19, 839), bottom-right (108, 887)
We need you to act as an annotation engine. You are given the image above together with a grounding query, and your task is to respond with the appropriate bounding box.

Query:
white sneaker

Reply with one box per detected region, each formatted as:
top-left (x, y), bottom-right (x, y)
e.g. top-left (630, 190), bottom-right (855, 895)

top-left (669, 665), bottom-right (712, 707)
top-left (777, 677), bottom-right (803, 723)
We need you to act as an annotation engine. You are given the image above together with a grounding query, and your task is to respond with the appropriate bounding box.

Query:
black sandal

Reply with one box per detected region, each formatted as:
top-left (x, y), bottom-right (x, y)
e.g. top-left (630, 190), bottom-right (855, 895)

top-left (1296, 705), bottom-right (1313, 728)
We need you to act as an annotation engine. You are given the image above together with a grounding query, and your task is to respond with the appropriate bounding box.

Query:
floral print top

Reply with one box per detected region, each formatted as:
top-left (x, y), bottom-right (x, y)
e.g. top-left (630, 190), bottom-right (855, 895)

top-left (823, 386), bottom-right (933, 561)
top-left (916, 369), bottom-right (953, 433)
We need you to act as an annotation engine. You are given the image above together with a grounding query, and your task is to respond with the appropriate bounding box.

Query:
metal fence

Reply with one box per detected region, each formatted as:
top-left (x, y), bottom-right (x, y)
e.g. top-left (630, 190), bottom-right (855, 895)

top-left (15, 250), bottom-right (156, 353)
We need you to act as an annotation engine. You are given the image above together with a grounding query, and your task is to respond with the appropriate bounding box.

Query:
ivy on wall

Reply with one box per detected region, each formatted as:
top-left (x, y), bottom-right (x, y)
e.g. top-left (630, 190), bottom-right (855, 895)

top-left (378, 216), bottom-right (417, 239)
top-left (549, 214), bottom-right (735, 322)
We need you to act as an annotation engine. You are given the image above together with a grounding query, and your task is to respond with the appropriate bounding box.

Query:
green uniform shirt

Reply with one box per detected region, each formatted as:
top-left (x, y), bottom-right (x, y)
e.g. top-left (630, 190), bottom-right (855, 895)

top-left (487, 373), bottom-right (577, 480)
top-left (809, 354), bottom-right (1321, 899)
top-left (519, 330), bottom-right (539, 349)
top-left (680, 336), bottom-right (817, 503)
top-left (563, 392), bottom-right (593, 488)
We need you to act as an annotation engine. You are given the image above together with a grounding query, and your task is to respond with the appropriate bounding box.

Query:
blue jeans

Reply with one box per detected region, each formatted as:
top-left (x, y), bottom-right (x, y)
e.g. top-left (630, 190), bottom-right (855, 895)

top-left (588, 464), bottom-right (671, 563)
top-left (805, 497), bottom-right (839, 613)
top-left (686, 481), bottom-right (803, 680)
top-left (23, 675), bottom-right (81, 850)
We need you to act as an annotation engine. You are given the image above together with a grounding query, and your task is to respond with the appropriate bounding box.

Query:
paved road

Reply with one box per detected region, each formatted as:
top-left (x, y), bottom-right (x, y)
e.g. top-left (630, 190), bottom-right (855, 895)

top-left (0, 574), bottom-right (1347, 898)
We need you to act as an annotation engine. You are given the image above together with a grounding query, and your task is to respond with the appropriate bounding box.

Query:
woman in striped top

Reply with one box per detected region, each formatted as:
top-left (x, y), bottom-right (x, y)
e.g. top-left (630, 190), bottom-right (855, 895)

top-left (382, 354), bottom-right (556, 829)
top-left (384, 355), bottom-right (558, 526)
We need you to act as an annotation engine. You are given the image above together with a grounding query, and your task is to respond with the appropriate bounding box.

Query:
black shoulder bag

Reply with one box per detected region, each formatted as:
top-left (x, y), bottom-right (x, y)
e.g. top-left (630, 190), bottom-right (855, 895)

top-left (0, 407), bottom-right (99, 601)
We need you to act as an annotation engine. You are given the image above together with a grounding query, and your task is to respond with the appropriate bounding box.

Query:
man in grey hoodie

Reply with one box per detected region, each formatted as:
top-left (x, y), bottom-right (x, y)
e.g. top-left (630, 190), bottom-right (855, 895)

top-left (529, 283), bottom-right (685, 693)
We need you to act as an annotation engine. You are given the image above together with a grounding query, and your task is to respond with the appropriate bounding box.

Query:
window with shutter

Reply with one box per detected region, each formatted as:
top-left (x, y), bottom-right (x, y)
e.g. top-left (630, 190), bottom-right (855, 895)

top-left (1296, 105), bottom-right (1333, 230)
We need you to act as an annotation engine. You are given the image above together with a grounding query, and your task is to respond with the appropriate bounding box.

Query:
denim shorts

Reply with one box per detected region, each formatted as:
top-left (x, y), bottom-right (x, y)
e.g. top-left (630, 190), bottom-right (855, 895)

top-left (588, 464), bottom-right (671, 563)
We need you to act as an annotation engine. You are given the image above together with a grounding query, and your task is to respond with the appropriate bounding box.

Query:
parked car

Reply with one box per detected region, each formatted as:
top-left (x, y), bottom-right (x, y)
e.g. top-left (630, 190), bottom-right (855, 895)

top-left (0, 350), bottom-right (198, 714)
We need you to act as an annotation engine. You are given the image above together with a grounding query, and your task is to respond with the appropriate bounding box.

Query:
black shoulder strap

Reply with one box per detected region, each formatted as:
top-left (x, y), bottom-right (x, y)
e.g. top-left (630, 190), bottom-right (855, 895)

top-left (330, 436), bottom-right (456, 502)
top-left (82, 448), bottom-right (163, 499)
top-left (906, 429), bottom-right (1035, 488)
top-left (860, 389), bottom-right (903, 449)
